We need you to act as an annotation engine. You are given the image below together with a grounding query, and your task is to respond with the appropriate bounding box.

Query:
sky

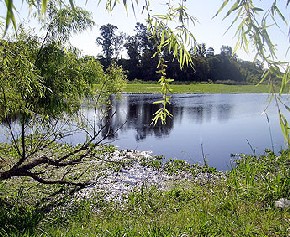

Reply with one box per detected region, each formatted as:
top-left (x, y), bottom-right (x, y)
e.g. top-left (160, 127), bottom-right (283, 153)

top-left (1, 0), bottom-right (289, 63)
top-left (70, 0), bottom-right (290, 63)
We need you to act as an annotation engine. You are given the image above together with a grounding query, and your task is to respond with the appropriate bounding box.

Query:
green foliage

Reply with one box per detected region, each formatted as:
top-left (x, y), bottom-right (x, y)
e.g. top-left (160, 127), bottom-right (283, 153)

top-left (217, 0), bottom-right (290, 146)
top-left (120, 23), bottom-right (264, 84)
top-left (125, 82), bottom-right (272, 94)
top-left (7, 149), bottom-right (287, 236)
top-left (1, 0), bottom-right (77, 33)
top-left (0, 4), bottom-right (128, 227)
top-left (0, 30), bottom-right (44, 122)
top-left (1, 0), bottom-right (290, 124)
top-left (1, 2), bottom-right (290, 235)
top-left (35, 44), bottom-right (106, 116)
top-left (229, 150), bottom-right (290, 202)
top-left (216, 0), bottom-right (278, 60)
top-left (163, 159), bottom-right (217, 176)
top-left (104, 62), bottom-right (127, 95)
top-left (0, 198), bottom-right (42, 236)
top-left (152, 60), bottom-right (173, 125)
top-left (46, 3), bottom-right (95, 43)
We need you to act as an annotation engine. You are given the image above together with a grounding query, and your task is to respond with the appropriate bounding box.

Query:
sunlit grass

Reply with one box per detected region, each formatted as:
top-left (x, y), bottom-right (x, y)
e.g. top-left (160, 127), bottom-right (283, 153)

top-left (23, 150), bottom-right (290, 236)
top-left (125, 82), bottom-right (274, 94)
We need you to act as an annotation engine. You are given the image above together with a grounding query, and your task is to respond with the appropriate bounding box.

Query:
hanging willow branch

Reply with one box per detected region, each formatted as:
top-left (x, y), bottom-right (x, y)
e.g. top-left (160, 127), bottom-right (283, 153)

top-left (216, 0), bottom-right (290, 146)
top-left (1, 0), bottom-right (197, 124)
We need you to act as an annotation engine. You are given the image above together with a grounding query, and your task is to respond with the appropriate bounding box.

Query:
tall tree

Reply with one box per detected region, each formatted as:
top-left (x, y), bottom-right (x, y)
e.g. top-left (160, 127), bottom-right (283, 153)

top-left (96, 23), bottom-right (117, 64)
top-left (123, 22), bottom-right (158, 80)
top-left (124, 23), bottom-right (151, 63)
top-left (96, 23), bottom-right (125, 66)
top-left (0, 4), bottom-right (127, 211)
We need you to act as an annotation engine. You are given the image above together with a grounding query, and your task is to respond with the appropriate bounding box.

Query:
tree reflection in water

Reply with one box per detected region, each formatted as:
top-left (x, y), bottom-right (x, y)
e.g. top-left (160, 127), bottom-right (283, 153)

top-left (102, 94), bottom-right (234, 141)
top-left (1, 93), bottom-right (286, 170)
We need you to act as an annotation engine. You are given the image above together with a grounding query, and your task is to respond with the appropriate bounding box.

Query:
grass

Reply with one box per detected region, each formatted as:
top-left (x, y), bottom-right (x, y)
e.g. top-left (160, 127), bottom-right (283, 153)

top-left (124, 82), bottom-right (274, 94)
top-left (1, 149), bottom-right (289, 236)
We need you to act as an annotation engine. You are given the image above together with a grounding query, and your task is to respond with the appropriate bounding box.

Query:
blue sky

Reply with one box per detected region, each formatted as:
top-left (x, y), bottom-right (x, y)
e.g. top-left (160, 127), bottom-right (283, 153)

top-left (1, 0), bottom-right (289, 62)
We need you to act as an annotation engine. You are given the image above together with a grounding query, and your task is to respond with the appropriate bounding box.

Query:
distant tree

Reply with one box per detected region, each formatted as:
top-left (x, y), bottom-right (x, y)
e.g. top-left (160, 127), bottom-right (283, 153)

top-left (134, 22), bottom-right (152, 56)
top-left (125, 36), bottom-right (140, 63)
top-left (206, 47), bottom-right (215, 57)
top-left (123, 35), bottom-right (141, 79)
top-left (238, 60), bottom-right (264, 84)
top-left (192, 57), bottom-right (210, 82)
top-left (220, 45), bottom-right (233, 57)
top-left (207, 54), bottom-right (244, 82)
top-left (96, 23), bottom-right (125, 66)
top-left (195, 43), bottom-right (207, 57)
top-left (114, 32), bottom-right (126, 59)
top-left (122, 22), bottom-right (158, 80)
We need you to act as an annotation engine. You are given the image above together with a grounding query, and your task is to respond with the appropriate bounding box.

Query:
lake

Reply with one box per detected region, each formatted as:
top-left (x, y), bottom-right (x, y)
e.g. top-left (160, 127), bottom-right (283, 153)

top-left (1, 93), bottom-right (288, 170)
top-left (76, 93), bottom-right (287, 170)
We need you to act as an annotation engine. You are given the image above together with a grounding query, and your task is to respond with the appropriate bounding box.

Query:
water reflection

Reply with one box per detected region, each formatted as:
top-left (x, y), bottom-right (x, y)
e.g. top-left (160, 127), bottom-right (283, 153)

top-left (114, 94), bottom-right (234, 135)
top-left (105, 94), bottom-right (235, 141)
top-left (126, 100), bottom-right (174, 140)
top-left (217, 104), bottom-right (232, 121)
top-left (95, 93), bottom-right (286, 170)
top-left (1, 93), bottom-right (287, 170)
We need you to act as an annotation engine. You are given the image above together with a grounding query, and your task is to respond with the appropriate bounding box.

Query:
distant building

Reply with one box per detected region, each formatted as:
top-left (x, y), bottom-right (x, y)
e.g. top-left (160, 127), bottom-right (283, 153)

top-left (206, 47), bottom-right (214, 57)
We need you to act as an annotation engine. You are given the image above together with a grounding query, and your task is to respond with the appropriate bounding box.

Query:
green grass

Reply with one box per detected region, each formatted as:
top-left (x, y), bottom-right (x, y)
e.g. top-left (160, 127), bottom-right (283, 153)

top-left (2, 149), bottom-right (289, 236)
top-left (125, 82), bottom-right (274, 94)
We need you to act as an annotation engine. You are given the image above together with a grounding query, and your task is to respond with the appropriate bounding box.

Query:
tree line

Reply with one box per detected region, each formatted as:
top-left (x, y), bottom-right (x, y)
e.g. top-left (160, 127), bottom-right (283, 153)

top-left (96, 23), bottom-right (265, 84)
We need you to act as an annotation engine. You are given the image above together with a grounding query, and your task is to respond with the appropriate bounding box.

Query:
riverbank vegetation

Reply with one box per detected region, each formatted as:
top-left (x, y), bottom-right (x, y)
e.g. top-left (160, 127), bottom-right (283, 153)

top-left (0, 144), bottom-right (289, 236)
top-left (0, 4), bottom-right (126, 231)
top-left (1, 1), bottom-right (290, 236)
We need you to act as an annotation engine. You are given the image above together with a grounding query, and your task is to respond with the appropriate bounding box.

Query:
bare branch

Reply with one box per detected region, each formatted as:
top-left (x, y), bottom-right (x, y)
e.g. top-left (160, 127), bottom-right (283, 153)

top-left (26, 171), bottom-right (88, 187)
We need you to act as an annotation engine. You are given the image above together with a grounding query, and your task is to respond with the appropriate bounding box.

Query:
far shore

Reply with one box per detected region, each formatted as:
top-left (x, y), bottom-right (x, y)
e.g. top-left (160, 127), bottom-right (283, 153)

top-left (124, 82), bottom-right (278, 94)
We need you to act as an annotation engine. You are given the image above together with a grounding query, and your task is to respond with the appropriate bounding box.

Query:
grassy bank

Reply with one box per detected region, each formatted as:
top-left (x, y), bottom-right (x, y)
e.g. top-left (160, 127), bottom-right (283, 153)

top-left (1, 146), bottom-right (289, 236)
top-left (125, 82), bottom-right (274, 94)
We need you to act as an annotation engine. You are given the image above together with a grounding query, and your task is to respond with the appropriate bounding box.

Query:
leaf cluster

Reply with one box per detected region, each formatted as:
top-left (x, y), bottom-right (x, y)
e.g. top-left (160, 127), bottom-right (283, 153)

top-left (0, 3), bottom-right (128, 216)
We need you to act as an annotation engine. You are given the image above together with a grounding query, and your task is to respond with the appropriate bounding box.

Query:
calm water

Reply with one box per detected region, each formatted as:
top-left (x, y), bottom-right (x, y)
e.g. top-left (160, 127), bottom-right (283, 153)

top-left (1, 93), bottom-right (288, 170)
top-left (85, 93), bottom-right (287, 170)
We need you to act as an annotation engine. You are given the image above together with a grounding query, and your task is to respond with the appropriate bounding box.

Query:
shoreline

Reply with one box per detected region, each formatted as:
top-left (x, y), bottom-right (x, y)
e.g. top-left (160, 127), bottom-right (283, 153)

top-left (77, 149), bottom-right (226, 202)
top-left (124, 82), bottom-right (273, 94)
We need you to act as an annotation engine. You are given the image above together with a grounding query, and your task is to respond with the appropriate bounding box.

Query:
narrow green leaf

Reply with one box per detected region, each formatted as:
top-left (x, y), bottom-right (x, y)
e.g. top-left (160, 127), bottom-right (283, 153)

top-left (5, 0), bottom-right (16, 32)
top-left (179, 48), bottom-right (183, 67)
top-left (273, 6), bottom-right (287, 24)
top-left (69, 0), bottom-right (75, 10)
top-left (257, 70), bottom-right (269, 85)
top-left (174, 43), bottom-right (178, 57)
top-left (252, 7), bottom-right (264, 12)
top-left (131, 2), bottom-right (136, 17)
top-left (160, 30), bottom-right (165, 46)
top-left (279, 113), bottom-right (290, 146)
top-left (41, 0), bottom-right (48, 14)
top-left (280, 73), bottom-right (287, 94)
top-left (214, 0), bottom-right (229, 18)
top-left (284, 103), bottom-right (290, 113)
top-left (153, 100), bottom-right (164, 105)
top-left (165, 78), bottom-right (174, 83)
top-left (224, 2), bottom-right (239, 19)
